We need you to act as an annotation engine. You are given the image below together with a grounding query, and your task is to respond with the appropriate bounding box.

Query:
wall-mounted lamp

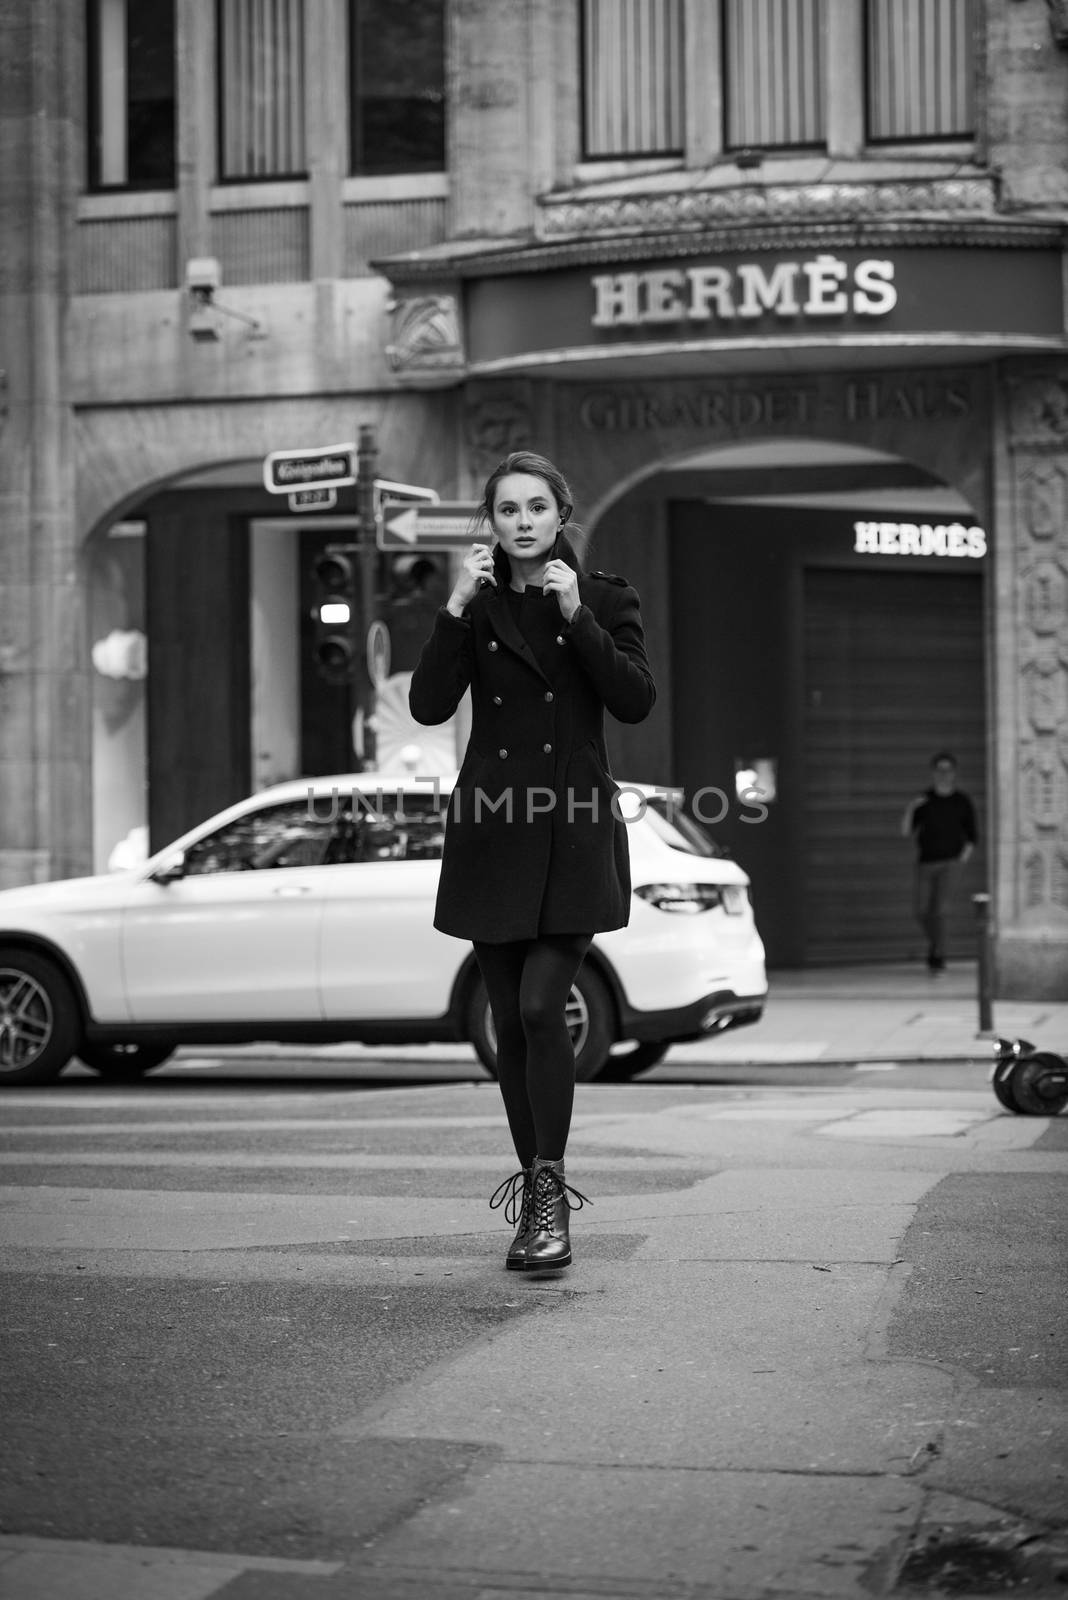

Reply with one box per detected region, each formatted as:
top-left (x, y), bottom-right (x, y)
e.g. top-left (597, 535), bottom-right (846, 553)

top-left (185, 257), bottom-right (265, 342)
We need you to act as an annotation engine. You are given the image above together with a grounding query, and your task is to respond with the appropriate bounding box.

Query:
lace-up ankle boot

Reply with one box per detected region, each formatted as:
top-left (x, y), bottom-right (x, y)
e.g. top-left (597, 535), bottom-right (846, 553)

top-left (489, 1168), bottom-right (533, 1270)
top-left (525, 1157), bottom-right (590, 1271)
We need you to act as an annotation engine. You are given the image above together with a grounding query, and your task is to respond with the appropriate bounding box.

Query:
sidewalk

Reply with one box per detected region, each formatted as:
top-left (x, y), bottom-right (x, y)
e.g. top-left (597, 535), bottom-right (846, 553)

top-left (670, 960), bottom-right (1068, 1067)
top-left (196, 961), bottom-right (1068, 1073)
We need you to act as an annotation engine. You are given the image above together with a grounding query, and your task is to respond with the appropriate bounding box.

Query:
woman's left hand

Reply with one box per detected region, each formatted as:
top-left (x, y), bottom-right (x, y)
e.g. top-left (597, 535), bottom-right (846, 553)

top-left (543, 559), bottom-right (581, 623)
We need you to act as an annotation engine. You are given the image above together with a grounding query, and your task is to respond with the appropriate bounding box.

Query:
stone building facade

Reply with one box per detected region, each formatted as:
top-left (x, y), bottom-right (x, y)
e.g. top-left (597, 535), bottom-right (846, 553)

top-left (1, 0), bottom-right (1066, 992)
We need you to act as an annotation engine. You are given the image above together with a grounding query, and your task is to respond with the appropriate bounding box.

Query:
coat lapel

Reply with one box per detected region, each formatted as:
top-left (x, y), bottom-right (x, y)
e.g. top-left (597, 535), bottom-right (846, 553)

top-left (483, 585), bottom-right (548, 680)
top-left (483, 532), bottom-right (583, 678)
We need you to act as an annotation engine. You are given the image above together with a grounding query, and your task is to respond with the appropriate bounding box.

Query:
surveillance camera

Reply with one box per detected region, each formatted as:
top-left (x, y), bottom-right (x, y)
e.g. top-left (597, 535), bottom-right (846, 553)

top-left (185, 256), bottom-right (221, 293)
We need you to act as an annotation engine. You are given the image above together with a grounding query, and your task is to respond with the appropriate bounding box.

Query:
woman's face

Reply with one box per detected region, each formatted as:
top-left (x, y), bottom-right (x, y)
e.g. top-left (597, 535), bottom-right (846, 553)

top-left (490, 473), bottom-right (560, 565)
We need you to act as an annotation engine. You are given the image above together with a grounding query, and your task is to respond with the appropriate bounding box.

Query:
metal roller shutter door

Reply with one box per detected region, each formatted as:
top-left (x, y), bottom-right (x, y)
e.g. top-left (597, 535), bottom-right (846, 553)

top-left (802, 568), bottom-right (985, 964)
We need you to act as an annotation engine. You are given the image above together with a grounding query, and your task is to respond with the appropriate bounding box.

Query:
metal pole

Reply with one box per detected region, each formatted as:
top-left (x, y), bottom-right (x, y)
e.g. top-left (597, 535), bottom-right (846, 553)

top-left (355, 423), bottom-right (379, 769)
top-left (972, 892), bottom-right (995, 1037)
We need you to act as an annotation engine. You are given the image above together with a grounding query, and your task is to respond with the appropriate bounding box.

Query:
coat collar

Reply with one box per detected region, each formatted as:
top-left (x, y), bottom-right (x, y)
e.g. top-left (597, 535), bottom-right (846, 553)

top-left (490, 529), bottom-right (583, 590)
top-left (483, 531), bottom-right (583, 678)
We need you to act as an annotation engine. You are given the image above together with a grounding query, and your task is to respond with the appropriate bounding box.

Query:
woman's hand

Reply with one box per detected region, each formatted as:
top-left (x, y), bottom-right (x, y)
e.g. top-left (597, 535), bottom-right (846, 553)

top-left (543, 559), bottom-right (581, 623)
top-left (446, 542), bottom-right (497, 614)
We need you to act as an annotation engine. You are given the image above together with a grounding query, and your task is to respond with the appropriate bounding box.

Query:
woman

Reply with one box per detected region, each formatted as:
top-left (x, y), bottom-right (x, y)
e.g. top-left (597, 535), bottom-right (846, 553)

top-left (409, 451), bottom-right (656, 1270)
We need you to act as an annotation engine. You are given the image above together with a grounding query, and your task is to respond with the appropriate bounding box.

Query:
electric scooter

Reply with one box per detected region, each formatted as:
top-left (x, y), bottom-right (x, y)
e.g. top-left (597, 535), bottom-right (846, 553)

top-left (991, 1036), bottom-right (1068, 1116)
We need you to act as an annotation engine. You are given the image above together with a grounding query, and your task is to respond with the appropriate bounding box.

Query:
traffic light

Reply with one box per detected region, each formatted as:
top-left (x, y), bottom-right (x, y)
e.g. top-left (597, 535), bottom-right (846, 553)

top-left (312, 546), bottom-right (359, 684)
top-left (383, 554), bottom-right (448, 672)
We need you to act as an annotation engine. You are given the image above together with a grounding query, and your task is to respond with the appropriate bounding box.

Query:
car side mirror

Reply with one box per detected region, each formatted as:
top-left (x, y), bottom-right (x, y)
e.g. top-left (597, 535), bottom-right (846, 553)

top-left (151, 850), bottom-right (187, 884)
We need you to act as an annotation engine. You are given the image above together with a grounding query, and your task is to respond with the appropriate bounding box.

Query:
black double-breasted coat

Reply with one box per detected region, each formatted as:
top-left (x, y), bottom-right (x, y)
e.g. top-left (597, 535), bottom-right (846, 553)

top-left (408, 534), bottom-right (656, 943)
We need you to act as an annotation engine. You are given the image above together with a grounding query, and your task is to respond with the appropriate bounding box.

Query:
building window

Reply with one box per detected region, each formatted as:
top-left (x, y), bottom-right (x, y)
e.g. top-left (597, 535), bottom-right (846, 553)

top-left (218, 0), bottom-right (307, 180)
top-left (87, 0), bottom-right (176, 189)
top-left (582, 0), bottom-right (685, 159)
top-left (349, 0), bottom-right (445, 176)
top-left (866, 0), bottom-right (975, 140)
top-left (723, 0), bottom-right (824, 151)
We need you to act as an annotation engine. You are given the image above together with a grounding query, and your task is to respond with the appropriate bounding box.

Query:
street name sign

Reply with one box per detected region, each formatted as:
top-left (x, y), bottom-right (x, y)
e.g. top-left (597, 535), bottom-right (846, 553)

top-left (288, 487), bottom-right (338, 512)
top-left (377, 501), bottom-right (480, 551)
top-left (263, 442), bottom-right (356, 493)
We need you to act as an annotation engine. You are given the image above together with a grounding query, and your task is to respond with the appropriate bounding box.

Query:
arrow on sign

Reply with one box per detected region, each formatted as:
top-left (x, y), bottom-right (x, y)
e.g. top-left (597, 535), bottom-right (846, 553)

top-left (384, 507), bottom-right (420, 545)
top-left (377, 501), bottom-right (480, 551)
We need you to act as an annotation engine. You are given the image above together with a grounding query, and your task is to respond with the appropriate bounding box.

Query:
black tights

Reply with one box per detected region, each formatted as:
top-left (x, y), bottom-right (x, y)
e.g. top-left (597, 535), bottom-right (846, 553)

top-left (473, 934), bottom-right (592, 1168)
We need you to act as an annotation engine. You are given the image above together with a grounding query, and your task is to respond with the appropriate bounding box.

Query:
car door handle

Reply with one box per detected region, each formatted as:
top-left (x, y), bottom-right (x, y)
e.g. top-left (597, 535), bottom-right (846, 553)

top-left (271, 885), bottom-right (313, 897)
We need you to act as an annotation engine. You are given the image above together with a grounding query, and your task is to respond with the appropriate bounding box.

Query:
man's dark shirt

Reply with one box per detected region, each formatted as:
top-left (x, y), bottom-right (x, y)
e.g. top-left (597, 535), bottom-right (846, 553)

top-left (911, 789), bottom-right (978, 864)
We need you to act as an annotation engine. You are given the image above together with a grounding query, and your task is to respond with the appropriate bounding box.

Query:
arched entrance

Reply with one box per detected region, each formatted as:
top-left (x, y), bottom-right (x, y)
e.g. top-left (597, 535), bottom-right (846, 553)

top-left (85, 455), bottom-right (460, 872)
top-left (582, 436), bottom-right (987, 968)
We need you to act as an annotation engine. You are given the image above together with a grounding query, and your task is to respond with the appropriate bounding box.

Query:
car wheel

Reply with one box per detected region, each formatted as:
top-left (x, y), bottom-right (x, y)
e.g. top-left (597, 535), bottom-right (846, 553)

top-left (76, 1042), bottom-right (175, 1079)
top-left (0, 949), bottom-right (80, 1087)
top-left (600, 1040), bottom-right (672, 1081)
top-left (466, 964), bottom-right (616, 1084)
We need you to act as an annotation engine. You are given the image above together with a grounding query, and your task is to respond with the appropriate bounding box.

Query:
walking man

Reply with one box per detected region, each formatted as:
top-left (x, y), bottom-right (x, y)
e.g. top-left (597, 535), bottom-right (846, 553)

top-left (902, 752), bottom-right (978, 971)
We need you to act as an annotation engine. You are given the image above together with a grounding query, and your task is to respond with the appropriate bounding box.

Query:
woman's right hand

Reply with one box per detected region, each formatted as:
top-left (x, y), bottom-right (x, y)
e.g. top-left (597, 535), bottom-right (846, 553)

top-left (447, 542), bottom-right (497, 614)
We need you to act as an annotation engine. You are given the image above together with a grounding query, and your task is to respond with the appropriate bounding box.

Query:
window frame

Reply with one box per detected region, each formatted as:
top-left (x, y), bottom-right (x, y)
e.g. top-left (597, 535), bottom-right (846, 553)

top-left (863, 0), bottom-right (977, 147)
top-left (347, 0), bottom-right (447, 178)
top-left (215, 0), bottom-right (309, 186)
top-left (85, 0), bottom-right (177, 193)
top-left (579, 0), bottom-right (686, 163)
top-left (565, 0), bottom-right (977, 180)
top-left (720, 0), bottom-right (827, 156)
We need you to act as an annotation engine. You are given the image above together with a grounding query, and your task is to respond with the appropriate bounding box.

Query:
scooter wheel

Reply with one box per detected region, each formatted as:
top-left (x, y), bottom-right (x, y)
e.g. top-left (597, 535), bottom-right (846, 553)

top-left (990, 1056), bottom-right (1022, 1113)
top-left (1009, 1052), bottom-right (1068, 1117)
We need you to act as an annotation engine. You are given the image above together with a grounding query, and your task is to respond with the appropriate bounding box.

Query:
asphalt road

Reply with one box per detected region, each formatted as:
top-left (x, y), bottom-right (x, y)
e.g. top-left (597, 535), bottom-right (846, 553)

top-left (1, 1057), bottom-right (1066, 1600)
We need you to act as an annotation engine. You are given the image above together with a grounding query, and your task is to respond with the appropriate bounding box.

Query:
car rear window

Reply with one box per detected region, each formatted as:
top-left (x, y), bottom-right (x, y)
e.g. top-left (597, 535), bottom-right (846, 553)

top-left (643, 795), bottom-right (725, 858)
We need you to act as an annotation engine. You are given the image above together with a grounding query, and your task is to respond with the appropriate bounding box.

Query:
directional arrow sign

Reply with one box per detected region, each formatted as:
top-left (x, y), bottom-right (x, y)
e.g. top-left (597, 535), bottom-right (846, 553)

top-left (377, 501), bottom-right (480, 551)
top-left (263, 442), bottom-right (356, 494)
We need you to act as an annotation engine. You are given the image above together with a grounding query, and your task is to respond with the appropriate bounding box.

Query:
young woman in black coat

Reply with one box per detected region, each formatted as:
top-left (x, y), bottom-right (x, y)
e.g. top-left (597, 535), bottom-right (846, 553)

top-left (409, 451), bottom-right (656, 1272)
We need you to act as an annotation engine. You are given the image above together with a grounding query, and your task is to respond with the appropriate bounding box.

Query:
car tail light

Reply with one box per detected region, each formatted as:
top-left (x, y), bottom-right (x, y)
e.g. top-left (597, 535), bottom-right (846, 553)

top-left (634, 883), bottom-right (729, 914)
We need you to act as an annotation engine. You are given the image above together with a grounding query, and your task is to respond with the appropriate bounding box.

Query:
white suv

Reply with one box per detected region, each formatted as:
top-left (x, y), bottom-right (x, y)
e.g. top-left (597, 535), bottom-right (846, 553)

top-left (0, 773), bottom-right (767, 1086)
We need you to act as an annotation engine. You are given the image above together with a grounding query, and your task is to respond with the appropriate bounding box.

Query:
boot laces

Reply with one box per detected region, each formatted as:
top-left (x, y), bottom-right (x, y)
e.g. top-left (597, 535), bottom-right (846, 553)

top-left (489, 1169), bottom-right (530, 1226)
top-left (531, 1166), bottom-right (591, 1230)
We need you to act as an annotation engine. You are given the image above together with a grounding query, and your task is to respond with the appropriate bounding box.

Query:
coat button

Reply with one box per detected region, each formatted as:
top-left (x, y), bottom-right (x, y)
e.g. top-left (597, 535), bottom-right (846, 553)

top-left (555, 634), bottom-right (565, 645)
top-left (544, 691), bottom-right (554, 702)
top-left (488, 640), bottom-right (499, 651)
top-left (498, 748), bottom-right (508, 759)
top-left (543, 743), bottom-right (552, 753)
top-left (493, 695), bottom-right (502, 706)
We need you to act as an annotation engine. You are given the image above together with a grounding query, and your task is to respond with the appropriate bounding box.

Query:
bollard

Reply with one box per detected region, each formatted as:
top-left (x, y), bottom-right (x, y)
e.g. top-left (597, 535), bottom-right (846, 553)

top-left (972, 893), bottom-right (995, 1036)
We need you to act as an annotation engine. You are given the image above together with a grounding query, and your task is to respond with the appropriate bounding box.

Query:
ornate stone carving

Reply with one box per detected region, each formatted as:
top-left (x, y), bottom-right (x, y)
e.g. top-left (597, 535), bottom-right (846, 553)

top-left (1023, 744), bottom-right (1067, 832)
top-left (1054, 852), bottom-right (1068, 911)
top-left (537, 177), bottom-right (998, 240)
top-left (1018, 462), bottom-right (1066, 545)
top-left (1008, 374), bottom-right (1068, 448)
top-left (385, 295), bottom-right (464, 379)
top-left (1028, 561), bottom-right (1068, 633)
top-left (463, 393), bottom-right (533, 481)
top-left (1024, 651), bottom-right (1066, 734)
top-left (1024, 848), bottom-right (1047, 909)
